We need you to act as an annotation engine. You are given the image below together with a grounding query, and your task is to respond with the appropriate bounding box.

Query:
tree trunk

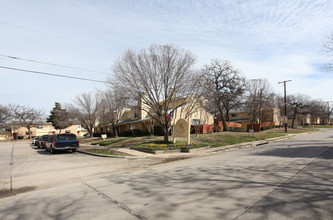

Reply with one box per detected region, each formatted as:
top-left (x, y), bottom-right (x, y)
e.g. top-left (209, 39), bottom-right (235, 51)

top-left (291, 110), bottom-right (298, 128)
top-left (225, 109), bottom-right (230, 122)
top-left (112, 124), bottom-right (118, 137)
top-left (291, 114), bottom-right (296, 128)
top-left (28, 127), bottom-right (31, 139)
top-left (218, 107), bottom-right (228, 131)
top-left (88, 127), bottom-right (93, 137)
top-left (163, 124), bottom-right (169, 143)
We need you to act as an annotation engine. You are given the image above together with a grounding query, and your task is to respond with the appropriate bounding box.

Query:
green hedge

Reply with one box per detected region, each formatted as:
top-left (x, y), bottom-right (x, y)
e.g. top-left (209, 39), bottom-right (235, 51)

top-left (228, 127), bottom-right (246, 132)
top-left (213, 124), bottom-right (221, 132)
top-left (260, 125), bottom-right (276, 131)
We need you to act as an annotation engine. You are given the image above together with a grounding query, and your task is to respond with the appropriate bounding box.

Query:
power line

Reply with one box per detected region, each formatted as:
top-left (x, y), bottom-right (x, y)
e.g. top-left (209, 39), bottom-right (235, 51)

top-left (0, 66), bottom-right (109, 84)
top-left (0, 54), bottom-right (110, 75)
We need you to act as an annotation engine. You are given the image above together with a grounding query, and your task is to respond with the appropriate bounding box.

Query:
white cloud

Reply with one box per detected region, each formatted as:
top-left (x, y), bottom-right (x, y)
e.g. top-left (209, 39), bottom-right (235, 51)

top-left (1, 0), bottom-right (333, 110)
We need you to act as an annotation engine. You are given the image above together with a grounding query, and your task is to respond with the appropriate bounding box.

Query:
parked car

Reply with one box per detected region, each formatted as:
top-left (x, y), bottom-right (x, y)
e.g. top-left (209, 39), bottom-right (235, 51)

top-left (40, 135), bottom-right (50, 149)
top-left (46, 133), bottom-right (79, 154)
top-left (35, 136), bottom-right (42, 148)
top-left (32, 137), bottom-right (37, 145)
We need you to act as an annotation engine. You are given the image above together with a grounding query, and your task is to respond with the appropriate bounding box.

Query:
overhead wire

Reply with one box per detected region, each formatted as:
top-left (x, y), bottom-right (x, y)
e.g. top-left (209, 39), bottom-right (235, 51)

top-left (0, 66), bottom-right (110, 84)
top-left (0, 54), bottom-right (110, 75)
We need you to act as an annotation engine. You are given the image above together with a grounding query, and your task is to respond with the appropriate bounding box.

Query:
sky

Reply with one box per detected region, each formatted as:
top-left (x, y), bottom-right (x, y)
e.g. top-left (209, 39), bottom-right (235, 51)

top-left (1, 0), bottom-right (333, 116)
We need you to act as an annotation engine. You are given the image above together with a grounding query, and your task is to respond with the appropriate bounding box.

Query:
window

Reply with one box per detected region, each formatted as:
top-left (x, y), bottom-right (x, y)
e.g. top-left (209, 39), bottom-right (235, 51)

top-left (37, 125), bottom-right (43, 129)
top-left (77, 125), bottom-right (81, 129)
top-left (134, 109), bottom-right (138, 118)
top-left (57, 134), bottom-right (76, 141)
top-left (192, 119), bottom-right (200, 125)
top-left (231, 114), bottom-right (237, 118)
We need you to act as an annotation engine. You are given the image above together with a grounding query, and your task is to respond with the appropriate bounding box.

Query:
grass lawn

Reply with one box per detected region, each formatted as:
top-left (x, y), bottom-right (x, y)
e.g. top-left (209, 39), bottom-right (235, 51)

top-left (80, 126), bottom-right (319, 154)
top-left (309, 125), bottom-right (333, 129)
top-left (193, 132), bottom-right (286, 147)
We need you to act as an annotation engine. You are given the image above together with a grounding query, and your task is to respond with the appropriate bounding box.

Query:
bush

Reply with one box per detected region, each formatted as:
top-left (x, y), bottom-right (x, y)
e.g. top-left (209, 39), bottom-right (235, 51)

top-left (93, 133), bottom-right (101, 137)
top-left (213, 124), bottom-right (221, 132)
top-left (260, 125), bottom-right (275, 131)
top-left (119, 131), bottom-right (132, 137)
top-left (229, 127), bottom-right (246, 132)
top-left (190, 127), bottom-right (195, 134)
top-left (153, 126), bottom-right (164, 136)
top-left (141, 130), bottom-right (150, 136)
top-left (132, 129), bottom-right (142, 136)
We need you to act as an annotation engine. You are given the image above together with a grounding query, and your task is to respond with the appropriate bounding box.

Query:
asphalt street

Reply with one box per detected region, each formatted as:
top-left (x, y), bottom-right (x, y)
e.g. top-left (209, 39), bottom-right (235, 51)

top-left (1, 129), bottom-right (333, 220)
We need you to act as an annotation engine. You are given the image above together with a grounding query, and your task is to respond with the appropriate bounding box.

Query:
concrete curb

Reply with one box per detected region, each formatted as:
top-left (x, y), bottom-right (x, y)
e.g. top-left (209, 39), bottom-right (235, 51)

top-left (77, 150), bottom-right (147, 159)
top-left (78, 133), bottom-right (298, 159)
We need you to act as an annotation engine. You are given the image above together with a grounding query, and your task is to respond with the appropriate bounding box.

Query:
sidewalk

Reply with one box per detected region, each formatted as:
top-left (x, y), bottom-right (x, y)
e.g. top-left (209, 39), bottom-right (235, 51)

top-left (78, 133), bottom-right (297, 159)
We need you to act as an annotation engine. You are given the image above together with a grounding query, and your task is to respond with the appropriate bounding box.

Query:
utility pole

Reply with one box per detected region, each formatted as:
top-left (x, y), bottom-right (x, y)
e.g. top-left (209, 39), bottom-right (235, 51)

top-left (278, 80), bottom-right (291, 133)
top-left (327, 101), bottom-right (332, 125)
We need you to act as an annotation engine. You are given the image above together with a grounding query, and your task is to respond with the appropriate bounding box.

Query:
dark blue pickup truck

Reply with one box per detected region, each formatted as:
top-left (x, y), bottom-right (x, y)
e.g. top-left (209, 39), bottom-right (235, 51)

top-left (46, 133), bottom-right (79, 154)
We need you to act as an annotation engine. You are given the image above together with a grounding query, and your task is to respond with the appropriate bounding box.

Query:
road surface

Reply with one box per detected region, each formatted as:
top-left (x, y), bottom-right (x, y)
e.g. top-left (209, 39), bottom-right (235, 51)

top-left (0, 129), bottom-right (333, 219)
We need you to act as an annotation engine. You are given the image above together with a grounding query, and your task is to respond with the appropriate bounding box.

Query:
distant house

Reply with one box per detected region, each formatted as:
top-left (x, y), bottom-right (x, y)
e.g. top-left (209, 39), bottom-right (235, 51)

top-left (215, 107), bottom-right (281, 131)
top-left (0, 128), bottom-right (11, 140)
top-left (96, 94), bottom-right (214, 136)
top-left (287, 113), bottom-right (312, 127)
top-left (9, 123), bottom-right (88, 139)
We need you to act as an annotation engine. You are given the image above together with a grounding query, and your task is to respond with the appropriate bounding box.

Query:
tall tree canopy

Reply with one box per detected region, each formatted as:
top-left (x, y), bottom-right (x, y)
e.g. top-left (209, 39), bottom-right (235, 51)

top-left (245, 79), bottom-right (274, 129)
top-left (201, 59), bottom-right (245, 131)
top-left (111, 44), bottom-right (201, 142)
top-left (99, 86), bottom-right (130, 137)
top-left (68, 92), bottom-right (101, 137)
top-left (47, 102), bottom-right (72, 134)
top-left (287, 94), bottom-right (311, 128)
top-left (9, 104), bottom-right (44, 139)
top-left (0, 104), bottom-right (11, 128)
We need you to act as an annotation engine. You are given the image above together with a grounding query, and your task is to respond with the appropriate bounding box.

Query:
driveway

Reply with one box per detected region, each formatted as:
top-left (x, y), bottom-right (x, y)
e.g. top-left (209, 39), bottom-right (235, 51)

top-left (0, 141), bottom-right (166, 193)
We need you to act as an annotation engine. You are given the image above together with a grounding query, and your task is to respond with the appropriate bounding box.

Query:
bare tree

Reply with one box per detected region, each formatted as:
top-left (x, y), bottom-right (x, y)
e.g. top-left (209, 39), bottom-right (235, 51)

top-left (0, 104), bottom-right (11, 128)
top-left (99, 86), bottom-right (130, 137)
top-left (287, 94), bottom-right (311, 128)
top-left (245, 79), bottom-right (274, 131)
top-left (9, 104), bottom-right (44, 139)
top-left (306, 99), bottom-right (331, 125)
top-left (142, 120), bottom-right (154, 136)
top-left (68, 92), bottom-right (101, 137)
top-left (111, 44), bottom-right (200, 143)
top-left (201, 59), bottom-right (246, 131)
top-left (323, 32), bottom-right (333, 71)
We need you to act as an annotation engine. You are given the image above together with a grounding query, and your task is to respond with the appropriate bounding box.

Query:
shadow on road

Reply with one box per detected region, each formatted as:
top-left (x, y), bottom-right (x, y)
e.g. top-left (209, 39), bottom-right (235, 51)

top-left (93, 145), bottom-right (333, 219)
top-left (254, 145), bottom-right (333, 159)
